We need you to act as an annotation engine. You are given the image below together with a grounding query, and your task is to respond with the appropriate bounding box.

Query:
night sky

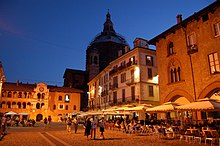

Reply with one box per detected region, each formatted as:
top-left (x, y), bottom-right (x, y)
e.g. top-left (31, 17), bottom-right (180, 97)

top-left (0, 0), bottom-right (214, 86)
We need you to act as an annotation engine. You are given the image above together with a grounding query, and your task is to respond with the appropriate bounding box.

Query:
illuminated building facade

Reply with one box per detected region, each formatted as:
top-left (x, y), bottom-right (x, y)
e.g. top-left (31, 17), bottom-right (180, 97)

top-left (148, 1), bottom-right (220, 119)
top-left (88, 38), bottom-right (159, 110)
top-left (0, 80), bottom-right (82, 122)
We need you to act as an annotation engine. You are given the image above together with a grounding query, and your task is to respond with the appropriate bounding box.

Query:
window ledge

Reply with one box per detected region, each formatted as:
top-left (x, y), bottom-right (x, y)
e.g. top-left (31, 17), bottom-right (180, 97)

top-left (167, 80), bottom-right (185, 85)
top-left (211, 71), bottom-right (220, 75)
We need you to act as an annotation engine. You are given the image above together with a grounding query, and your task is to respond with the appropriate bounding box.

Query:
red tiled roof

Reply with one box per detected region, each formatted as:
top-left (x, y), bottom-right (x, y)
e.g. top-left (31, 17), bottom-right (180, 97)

top-left (2, 82), bottom-right (35, 92)
top-left (2, 82), bottom-right (83, 93)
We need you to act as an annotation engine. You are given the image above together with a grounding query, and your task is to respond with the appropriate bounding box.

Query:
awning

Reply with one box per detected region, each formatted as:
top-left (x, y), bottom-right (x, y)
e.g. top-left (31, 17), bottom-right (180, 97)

top-left (146, 102), bottom-right (181, 112)
top-left (176, 98), bottom-right (220, 111)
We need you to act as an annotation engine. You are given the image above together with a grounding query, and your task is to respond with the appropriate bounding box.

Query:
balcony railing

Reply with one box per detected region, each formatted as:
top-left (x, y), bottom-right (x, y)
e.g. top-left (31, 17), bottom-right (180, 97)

top-left (126, 78), bottom-right (135, 86)
top-left (187, 44), bottom-right (198, 54)
top-left (109, 60), bottom-right (137, 76)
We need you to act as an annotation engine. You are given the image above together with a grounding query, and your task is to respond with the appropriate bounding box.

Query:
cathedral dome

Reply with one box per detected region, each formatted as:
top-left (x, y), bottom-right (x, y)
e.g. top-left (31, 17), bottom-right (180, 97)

top-left (89, 11), bottom-right (129, 47)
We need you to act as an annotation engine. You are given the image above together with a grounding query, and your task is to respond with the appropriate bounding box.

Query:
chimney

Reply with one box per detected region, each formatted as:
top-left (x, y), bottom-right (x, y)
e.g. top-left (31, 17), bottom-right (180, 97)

top-left (16, 80), bottom-right (19, 86)
top-left (176, 14), bottom-right (182, 23)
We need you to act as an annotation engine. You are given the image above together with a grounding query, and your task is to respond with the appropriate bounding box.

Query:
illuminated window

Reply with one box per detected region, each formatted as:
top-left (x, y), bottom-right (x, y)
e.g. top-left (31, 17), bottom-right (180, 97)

top-left (65, 94), bottom-right (70, 103)
top-left (208, 52), bottom-right (220, 74)
top-left (146, 55), bottom-right (153, 66)
top-left (214, 22), bottom-right (220, 37)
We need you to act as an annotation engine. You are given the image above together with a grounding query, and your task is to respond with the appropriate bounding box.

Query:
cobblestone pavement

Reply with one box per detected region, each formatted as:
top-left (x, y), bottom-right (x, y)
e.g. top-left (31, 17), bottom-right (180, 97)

top-left (0, 122), bottom-right (207, 146)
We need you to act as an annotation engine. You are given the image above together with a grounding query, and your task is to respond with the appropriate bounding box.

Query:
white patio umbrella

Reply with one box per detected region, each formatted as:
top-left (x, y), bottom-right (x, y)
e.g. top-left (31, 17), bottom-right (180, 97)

top-left (124, 104), bottom-right (152, 111)
top-left (176, 98), bottom-right (220, 111)
top-left (19, 112), bottom-right (30, 116)
top-left (5, 111), bottom-right (18, 115)
top-left (146, 102), bottom-right (181, 112)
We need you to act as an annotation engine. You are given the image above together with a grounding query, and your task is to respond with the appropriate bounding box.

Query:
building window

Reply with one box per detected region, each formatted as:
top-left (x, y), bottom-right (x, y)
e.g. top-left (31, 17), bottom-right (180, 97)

top-left (73, 105), bottom-right (76, 110)
top-left (36, 103), bottom-right (40, 109)
top-left (208, 52), bottom-right (220, 74)
top-left (187, 33), bottom-right (196, 46)
top-left (7, 102), bottom-right (11, 108)
top-left (149, 86), bottom-right (154, 97)
top-left (37, 93), bottom-right (41, 100)
top-left (113, 76), bottom-right (118, 88)
top-left (65, 105), bottom-right (68, 110)
top-left (146, 55), bottom-right (153, 66)
top-left (168, 42), bottom-right (174, 55)
top-left (131, 69), bottom-right (134, 83)
top-left (170, 67), bottom-right (181, 83)
top-left (24, 92), bottom-right (27, 98)
top-left (121, 73), bottom-right (126, 83)
top-left (122, 89), bottom-right (125, 102)
top-left (129, 56), bottom-right (136, 64)
top-left (94, 56), bottom-right (98, 64)
top-left (148, 68), bottom-right (152, 79)
top-left (58, 104), bottom-right (64, 110)
top-left (8, 91), bottom-right (12, 97)
top-left (18, 92), bottom-right (22, 98)
top-left (53, 104), bottom-right (56, 110)
top-left (58, 96), bottom-right (62, 101)
top-left (131, 86), bottom-right (135, 101)
top-left (65, 94), bottom-right (70, 103)
top-left (214, 22), bottom-right (220, 37)
top-left (23, 102), bottom-right (26, 109)
top-left (113, 91), bottom-right (117, 104)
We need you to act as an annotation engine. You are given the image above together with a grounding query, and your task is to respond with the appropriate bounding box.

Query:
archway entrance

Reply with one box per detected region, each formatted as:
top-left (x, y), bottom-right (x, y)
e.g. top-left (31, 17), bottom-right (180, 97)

top-left (36, 114), bottom-right (43, 121)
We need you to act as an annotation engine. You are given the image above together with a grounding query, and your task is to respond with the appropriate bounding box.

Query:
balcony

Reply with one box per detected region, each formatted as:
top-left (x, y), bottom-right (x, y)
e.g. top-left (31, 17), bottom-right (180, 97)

top-left (126, 78), bottom-right (135, 86)
top-left (109, 61), bottom-right (138, 76)
top-left (187, 44), bottom-right (198, 54)
top-left (109, 84), bottom-right (118, 90)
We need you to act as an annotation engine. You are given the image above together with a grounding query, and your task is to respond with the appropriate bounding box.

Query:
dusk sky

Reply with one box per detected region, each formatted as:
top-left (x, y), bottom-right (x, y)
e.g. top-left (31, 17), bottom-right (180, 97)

top-left (0, 0), bottom-right (215, 86)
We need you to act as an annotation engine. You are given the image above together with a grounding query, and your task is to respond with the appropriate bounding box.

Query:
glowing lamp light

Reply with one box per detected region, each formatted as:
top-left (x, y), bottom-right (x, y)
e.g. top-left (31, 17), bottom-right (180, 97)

top-left (134, 66), bottom-right (140, 82)
top-left (153, 75), bottom-right (159, 83)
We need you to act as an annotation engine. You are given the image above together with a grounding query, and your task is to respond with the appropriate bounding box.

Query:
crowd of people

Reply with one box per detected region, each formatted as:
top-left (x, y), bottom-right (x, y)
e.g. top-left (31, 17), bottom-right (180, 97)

top-left (64, 115), bottom-right (105, 140)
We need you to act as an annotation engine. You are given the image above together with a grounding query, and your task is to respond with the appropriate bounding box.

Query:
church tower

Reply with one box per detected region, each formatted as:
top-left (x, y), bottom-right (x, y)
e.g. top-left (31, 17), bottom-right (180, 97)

top-left (86, 11), bottom-right (130, 81)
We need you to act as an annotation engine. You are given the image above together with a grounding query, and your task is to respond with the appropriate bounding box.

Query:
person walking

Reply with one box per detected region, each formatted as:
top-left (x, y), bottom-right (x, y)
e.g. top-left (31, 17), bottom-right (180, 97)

top-left (91, 116), bottom-right (97, 139)
top-left (43, 117), bottom-right (48, 130)
top-left (66, 117), bottom-right (72, 133)
top-left (15, 116), bottom-right (20, 127)
top-left (99, 117), bottom-right (105, 139)
top-left (85, 118), bottom-right (91, 140)
top-left (72, 116), bottom-right (78, 133)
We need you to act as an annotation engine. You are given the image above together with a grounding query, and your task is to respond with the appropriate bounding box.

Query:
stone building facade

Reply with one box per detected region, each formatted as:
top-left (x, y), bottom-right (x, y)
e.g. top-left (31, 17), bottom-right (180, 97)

top-left (88, 38), bottom-right (159, 110)
top-left (148, 1), bottom-right (220, 119)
